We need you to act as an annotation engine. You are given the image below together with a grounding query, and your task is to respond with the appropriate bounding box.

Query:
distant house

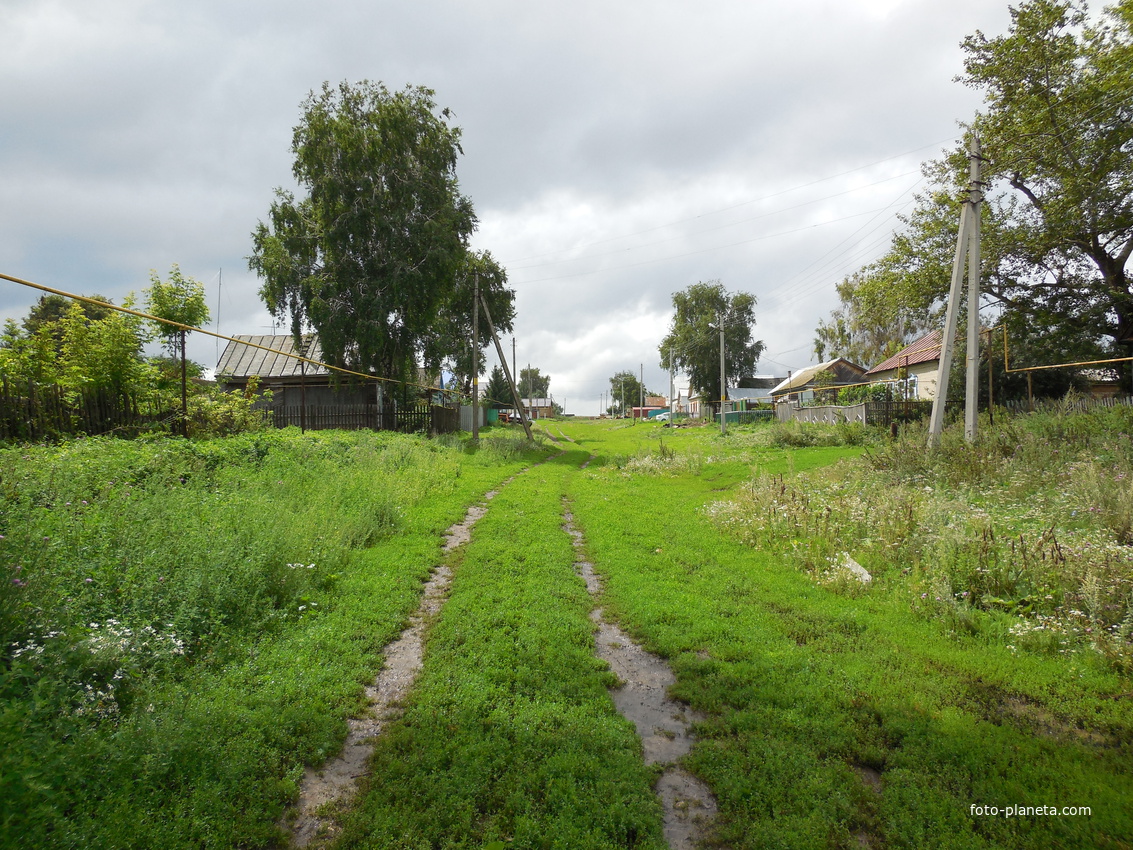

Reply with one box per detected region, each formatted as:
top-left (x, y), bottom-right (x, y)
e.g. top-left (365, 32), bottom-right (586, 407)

top-left (728, 376), bottom-right (785, 408)
top-left (1080, 368), bottom-right (1127, 399)
top-left (520, 397), bottom-right (555, 420)
top-left (215, 334), bottom-right (375, 407)
top-left (865, 330), bottom-right (943, 401)
top-left (769, 358), bottom-right (868, 403)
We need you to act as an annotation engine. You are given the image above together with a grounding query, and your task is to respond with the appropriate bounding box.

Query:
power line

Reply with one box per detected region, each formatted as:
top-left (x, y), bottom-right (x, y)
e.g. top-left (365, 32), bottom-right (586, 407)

top-left (504, 137), bottom-right (962, 265)
top-left (0, 271), bottom-right (453, 395)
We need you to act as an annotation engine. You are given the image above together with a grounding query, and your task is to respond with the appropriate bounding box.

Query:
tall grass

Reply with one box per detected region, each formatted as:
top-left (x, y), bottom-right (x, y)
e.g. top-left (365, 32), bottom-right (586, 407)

top-left (0, 428), bottom-right (538, 848)
top-left (711, 408), bottom-right (1133, 671)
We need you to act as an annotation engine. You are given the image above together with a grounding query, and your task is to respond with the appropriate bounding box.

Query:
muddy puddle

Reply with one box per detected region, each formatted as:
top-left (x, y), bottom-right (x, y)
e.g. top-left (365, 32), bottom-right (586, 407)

top-left (563, 503), bottom-right (718, 849)
top-left (287, 493), bottom-right (499, 847)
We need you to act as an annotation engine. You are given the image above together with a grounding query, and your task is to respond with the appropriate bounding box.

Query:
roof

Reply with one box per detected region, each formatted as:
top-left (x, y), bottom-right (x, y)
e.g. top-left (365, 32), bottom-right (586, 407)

top-left (215, 334), bottom-right (330, 379)
top-left (769, 358), bottom-right (867, 396)
top-left (735, 376), bottom-right (784, 389)
top-left (866, 330), bottom-right (943, 375)
top-left (727, 387), bottom-right (774, 401)
top-left (521, 398), bottom-right (554, 407)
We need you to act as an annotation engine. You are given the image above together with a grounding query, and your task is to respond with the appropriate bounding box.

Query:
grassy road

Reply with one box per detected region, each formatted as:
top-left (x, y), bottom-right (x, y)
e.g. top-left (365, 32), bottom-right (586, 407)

top-left (554, 418), bottom-right (1131, 849)
top-left (4, 419), bottom-right (1129, 848)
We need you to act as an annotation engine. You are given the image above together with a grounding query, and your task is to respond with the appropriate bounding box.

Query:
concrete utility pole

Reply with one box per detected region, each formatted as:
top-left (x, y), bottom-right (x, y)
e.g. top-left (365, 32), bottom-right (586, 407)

top-left (928, 135), bottom-right (983, 446)
top-left (640, 362), bottom-right (644, 416)
top-left (472, 272), bottom-right (479, 441)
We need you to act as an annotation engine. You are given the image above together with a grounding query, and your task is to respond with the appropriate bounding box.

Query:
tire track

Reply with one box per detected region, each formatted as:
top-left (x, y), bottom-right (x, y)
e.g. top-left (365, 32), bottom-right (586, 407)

top-left (287, 479), bottom-right (515, 847)
top-left (563, 497), bottom-right (718, 849)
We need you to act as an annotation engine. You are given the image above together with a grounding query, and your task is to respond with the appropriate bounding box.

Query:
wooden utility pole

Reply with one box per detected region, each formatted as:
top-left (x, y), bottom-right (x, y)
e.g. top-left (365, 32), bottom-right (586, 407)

top-left (928, 135), bottom-right (983, 446)
top-left (179, 328), bottom-right (188, 437)
top-left (719, 315), bottom-right (727, 435)
top-left (479, 294), bottom-right (532, 440)
top-left (472, 273), bottom-right (479, 441)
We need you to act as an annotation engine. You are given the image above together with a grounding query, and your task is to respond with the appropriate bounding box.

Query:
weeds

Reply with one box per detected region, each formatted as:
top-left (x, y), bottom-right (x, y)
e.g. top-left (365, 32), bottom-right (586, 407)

top-left (0, 428), bottom-right (540, 848)
top-left (711, 410), bottom-right (1133, 671)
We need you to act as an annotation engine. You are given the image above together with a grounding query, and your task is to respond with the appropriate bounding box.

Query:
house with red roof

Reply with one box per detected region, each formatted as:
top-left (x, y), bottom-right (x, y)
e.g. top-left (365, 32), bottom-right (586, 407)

top-left (864, 329), bottom-right (943, 401)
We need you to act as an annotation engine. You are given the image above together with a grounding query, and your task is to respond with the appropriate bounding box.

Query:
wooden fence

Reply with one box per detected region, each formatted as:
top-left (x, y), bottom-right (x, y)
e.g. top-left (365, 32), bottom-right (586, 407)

top-left (0, 377), bottom-right (173, 441)
top-left (1002, 394), bottom-right (1133, 414)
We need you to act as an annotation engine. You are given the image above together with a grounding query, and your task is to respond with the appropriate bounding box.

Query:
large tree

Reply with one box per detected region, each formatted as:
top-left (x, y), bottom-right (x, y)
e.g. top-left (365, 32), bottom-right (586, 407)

top-left (144, 265), bottom-right (210, 357)
top-left (659, 280), bottom-right (764, 403)
top-left (814, 0), bottom-right (1132, 372)
top-left (813, 270), bottom-right (934, 367)
top-left (483, 364), bottom-right (511, 409)
top-left (959, 0), bottom-right (1133, 351)
top-left (249, 81), bottom-right (479, 385)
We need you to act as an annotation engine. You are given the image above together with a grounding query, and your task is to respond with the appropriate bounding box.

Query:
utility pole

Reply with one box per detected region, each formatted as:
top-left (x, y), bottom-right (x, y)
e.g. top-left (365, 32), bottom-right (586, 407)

top-left (928, 135), bottom-right (983, 446)
top-left (479, 293), bottom-right (532, 440)
top-left (719, 313), bottom-right (727, 436)
top-left (512, 337), bottom-right (517, 402)
top-left (668, 344), bottom-right (674, 419)
top-left (472, 272), bottom-right (479, 441)
top-left (640, 362), bottom-right (644, 419)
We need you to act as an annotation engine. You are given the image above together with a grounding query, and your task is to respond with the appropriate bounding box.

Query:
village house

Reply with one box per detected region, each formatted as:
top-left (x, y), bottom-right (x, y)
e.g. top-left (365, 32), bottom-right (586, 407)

top-left (214, 334), bottom-right (376, 407)
top-left (769, 358), bottom-right (868, 403)
top-left (864, 329), bottom-right (943, 401)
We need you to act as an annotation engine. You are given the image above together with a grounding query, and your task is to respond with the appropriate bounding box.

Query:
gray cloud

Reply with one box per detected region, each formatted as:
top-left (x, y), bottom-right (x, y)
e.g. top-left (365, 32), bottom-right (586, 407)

top-left (0, 0), bottom-right (1013, 412)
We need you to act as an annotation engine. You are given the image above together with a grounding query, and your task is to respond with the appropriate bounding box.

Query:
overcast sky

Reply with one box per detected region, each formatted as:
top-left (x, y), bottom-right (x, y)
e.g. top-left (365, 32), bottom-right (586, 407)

top-left (0, 0), bottom-right (1015, 415)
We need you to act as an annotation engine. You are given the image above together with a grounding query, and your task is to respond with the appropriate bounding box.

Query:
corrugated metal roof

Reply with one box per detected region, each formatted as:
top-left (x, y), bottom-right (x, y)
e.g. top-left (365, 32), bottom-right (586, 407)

top-left (866, 329), bottom-right (943, 375)
top-left (769, 358), bottom-right (866, 395)
top-left (214, 335), bottom-right (330, 379)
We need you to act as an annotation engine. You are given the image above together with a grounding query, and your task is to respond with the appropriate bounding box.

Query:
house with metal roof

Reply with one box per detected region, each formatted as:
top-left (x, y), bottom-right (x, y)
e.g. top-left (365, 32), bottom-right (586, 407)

top-left (214, 334), bottom-right (376, 407)
top-left (864, 329), bottom-right (943, 401)
top-left (769, 358), bottom-right (868, 402)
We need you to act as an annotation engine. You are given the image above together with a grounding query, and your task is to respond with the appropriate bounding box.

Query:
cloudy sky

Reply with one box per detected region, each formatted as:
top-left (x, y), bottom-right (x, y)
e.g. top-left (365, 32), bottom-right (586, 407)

top-left (1, 0), bottom-right (1014, 415)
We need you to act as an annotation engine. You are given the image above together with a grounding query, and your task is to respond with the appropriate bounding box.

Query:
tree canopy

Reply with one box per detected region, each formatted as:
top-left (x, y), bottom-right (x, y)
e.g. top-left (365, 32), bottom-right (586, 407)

top-left (659, 280), bottom-right (764, 402)
top-left (249, 81), bottom-right (490, 386)
top-left (517, 366), bottom-right (550, 399)
top-left (817, 0), bottom-right (1133, 372)
top-left (425, 249), bottom-right (514, 396)
top-left (145, 265), bottom-right (210, 357)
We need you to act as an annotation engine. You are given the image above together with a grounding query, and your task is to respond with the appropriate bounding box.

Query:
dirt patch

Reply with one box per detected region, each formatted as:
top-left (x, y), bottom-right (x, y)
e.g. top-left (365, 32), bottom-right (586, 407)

top-left (564, 499), bottom-right (718, 848)
top-left (286, 491), bottom-right (502, 848)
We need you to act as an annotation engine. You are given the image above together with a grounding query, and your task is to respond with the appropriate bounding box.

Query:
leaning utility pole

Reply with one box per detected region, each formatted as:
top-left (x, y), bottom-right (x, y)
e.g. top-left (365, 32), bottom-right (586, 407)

top-left (928, 135), bottom-right (983, 446)
top-left (479, 293), bottom-right (532, 440)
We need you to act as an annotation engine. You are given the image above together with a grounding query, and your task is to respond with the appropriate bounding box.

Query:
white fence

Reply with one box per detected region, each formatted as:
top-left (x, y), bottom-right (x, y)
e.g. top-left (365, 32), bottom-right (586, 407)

top-left (776, 402), bottom-right (867, 425)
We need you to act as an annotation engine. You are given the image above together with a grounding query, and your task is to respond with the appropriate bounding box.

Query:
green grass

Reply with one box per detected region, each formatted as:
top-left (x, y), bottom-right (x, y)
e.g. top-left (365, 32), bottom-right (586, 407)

top-left (4, 414), bottom-right (1129, 848)
top-left (334, 447), bottom-right (666, 849)
top-left (557, 416), bottom-right (1133, 849)
top-left (0, 428), bottom-right (546, 849)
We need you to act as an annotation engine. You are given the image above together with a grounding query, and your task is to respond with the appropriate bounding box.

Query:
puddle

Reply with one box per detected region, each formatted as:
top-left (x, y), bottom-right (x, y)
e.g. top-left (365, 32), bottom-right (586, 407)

top-left (287, 492), bottom-right (500, 847)
top-left (563, 501), bottom-right (717, 849)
